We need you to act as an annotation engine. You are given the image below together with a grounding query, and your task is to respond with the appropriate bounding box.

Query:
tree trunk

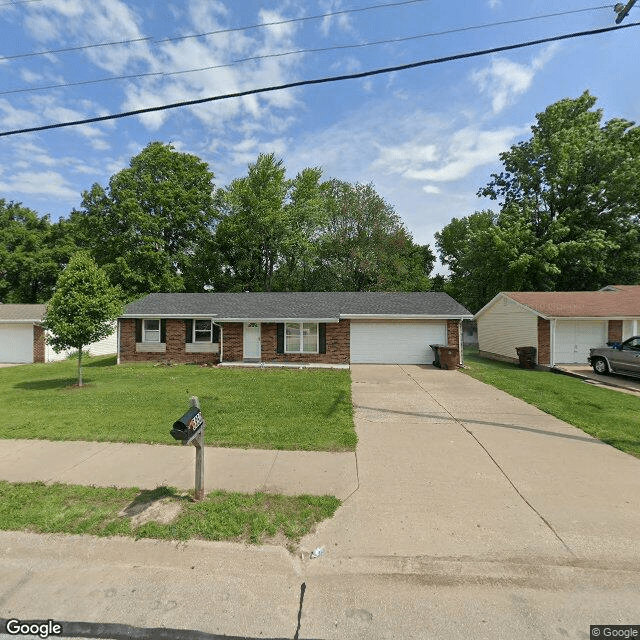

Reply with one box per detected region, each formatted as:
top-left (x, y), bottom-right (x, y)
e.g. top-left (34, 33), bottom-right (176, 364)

top-left (77, 347), bottom-right (83, 387)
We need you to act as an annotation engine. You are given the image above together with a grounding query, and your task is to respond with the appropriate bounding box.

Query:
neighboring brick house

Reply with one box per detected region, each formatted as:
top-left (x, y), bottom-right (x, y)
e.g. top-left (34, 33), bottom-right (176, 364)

top-left (118, 292), bottom-right (472, 366)
top-left (475, 285), bottom-right (640, 367)
top-left (0, 304), bottom-right (117, 364)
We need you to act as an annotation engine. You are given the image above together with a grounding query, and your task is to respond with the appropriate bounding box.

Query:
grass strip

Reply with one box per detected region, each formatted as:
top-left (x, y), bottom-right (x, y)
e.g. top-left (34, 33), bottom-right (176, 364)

top-left (462, 350), bottom-right (640, 458)
top-left (0, 481), bottom-right (340, 545)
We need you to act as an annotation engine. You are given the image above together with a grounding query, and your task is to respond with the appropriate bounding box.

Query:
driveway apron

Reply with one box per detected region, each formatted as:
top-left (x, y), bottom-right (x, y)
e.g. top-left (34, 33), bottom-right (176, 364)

top-left (302, 365), bottom-right (640, 567)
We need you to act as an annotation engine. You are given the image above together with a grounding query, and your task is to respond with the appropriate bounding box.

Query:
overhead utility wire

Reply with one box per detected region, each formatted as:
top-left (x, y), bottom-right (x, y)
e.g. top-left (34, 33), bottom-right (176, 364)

top-left (1, 21), bottom-right (638, 138)
top-left (157, 0), bottom-right (428, 43)
top-left (0, 0), bottom-right (426, 61)
top-left (0, 37), bottom-right (152, 61)
top-left (0, 0), bottom-right (44, 5)
top-left (0, 5), bottom-right (616, 96)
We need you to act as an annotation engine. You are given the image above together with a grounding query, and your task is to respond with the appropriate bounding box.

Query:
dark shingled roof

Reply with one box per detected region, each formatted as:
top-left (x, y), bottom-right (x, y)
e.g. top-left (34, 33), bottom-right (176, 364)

top-left (122, 292), bottom-right (472, 320)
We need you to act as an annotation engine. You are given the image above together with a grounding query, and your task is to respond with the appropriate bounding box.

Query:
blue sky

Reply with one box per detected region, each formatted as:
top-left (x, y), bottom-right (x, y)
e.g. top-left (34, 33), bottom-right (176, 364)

top-left (1, 0), bottom-right (638, 270)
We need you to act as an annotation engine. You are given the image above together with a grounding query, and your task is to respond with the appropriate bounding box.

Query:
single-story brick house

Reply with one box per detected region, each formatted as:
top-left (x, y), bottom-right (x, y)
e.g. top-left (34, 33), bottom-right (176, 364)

top-left (118, 292), bottom-right (472, 366)
top-left (475, 285), bottom-right (640, 366)
top-left (0, 304), bottom-right (117, 364)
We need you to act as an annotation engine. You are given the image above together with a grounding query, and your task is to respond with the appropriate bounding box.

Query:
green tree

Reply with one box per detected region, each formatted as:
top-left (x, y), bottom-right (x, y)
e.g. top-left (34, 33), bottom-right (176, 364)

top-left (436, 209), bottom-right (559, 312)
top-left (0, 200), bottom-right (77, 303)
top-left (70, 142), bottom-right (217, 300)
top-left (436, 92), bottom-right (640, 311)
top-left (42, 252), bottom-right (122, 386)
top-left (479, 91), bottom-right (640, 291)
top-left (215, 153), bottom-right (326, 291)
top-left (310, 180), bottom-right (433, 291)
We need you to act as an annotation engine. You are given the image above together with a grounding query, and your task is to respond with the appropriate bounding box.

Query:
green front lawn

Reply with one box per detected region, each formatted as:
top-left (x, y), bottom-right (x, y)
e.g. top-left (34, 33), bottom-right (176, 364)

top-left (462, 349), bottom-right (640, 458)
top-left (0, 481), bottom-right (340, 545)
top-left (0, 356), bottom-right (356, 451)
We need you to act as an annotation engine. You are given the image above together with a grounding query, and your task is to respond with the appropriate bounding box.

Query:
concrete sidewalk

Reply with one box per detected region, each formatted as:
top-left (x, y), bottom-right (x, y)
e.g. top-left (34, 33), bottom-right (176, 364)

top-left (0, 439), bottom-right (357, 499)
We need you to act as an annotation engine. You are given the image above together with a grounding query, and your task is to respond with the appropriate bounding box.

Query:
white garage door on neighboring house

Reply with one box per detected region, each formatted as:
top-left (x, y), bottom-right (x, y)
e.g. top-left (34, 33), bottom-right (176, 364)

top-left (554, 320), bottom-right (607, 364)
top-left (350, 321), bottom-right (448, 364)
top-left (0, 324), bottom-right (34, 363)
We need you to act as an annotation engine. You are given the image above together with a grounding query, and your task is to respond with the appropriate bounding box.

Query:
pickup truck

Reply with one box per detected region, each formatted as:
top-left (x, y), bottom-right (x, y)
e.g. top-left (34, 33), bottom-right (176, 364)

top-left (588, 336), bottom-right (640, 378)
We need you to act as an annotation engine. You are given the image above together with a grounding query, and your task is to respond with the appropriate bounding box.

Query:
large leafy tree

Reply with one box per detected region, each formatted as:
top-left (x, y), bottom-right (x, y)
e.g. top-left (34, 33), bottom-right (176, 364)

top-left (437, 92), bottom-right (640, 311)
top-left (70, 142), bottom-right (217, 300)
top-left (478, 91), bottom-right (640, 291)
top-left (42, 252), bottom-right (122, 386)
top-left (215, 153), bottom-right (326, 291)
top-left (0, 200), bottom-right (76, 303)
top-left (310, 180), bottom-right (433, 291)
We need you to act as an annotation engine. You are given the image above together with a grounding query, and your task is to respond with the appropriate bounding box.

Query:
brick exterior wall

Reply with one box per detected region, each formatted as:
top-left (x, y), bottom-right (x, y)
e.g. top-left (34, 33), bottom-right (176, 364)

top-left (446, 320), bottom-right (460, 348)
top-left (222, 323), bottom-right (244, 362)
top-left (119, 318), bottom-right (220, 365)
top-left (260, 320), bottom-right (350, 365)
top-left (33, 324), bottom-right (45, 363)
top-left (445, 319), bottom-right (461, 367)
top-left (537, 317), bottom-right (550, 365)
top-left (608, 320), bottom-right (623, 343)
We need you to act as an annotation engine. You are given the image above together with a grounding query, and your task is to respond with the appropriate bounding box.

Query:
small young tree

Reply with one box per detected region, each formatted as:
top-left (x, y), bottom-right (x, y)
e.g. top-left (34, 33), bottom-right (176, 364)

top-left (42, 252), bottom-right (122, 386)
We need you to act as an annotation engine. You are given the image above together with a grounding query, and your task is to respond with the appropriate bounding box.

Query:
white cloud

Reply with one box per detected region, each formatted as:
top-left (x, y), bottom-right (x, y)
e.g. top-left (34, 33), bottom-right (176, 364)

top-left (488, 0), bottom-right (502, 8)
top-left (0, 170), bottom-right (77, 199)
top-left (422, 185), bottom-right (441, 194)
top-left (319, 0), bottom-right (353, 36)
top-left (401, 126), bottom-right (527, 183)
top-left (471, 44), bottom-right (560, 114)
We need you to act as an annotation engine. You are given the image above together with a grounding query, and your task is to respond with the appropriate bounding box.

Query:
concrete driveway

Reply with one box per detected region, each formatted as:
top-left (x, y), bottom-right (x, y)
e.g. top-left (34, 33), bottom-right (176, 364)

top-left (556, 364), bottom-right (640, 395)
top-left (302, 364), bottom-right (640, 566)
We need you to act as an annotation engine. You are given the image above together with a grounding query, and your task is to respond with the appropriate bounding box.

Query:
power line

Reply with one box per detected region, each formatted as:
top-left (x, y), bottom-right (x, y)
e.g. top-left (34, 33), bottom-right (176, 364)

top-left (1, 21), bottom-right (638, 138)
top-left (0, 0), bottom-right (427, 61)
top-left (0, 4), bottom-right (616, 96)
top-left (156, 0), bottom-right (428, 43)
top-left (0, 37), bottom-right (152, 61)
top-left (0, 0), bottom-right (44, 6)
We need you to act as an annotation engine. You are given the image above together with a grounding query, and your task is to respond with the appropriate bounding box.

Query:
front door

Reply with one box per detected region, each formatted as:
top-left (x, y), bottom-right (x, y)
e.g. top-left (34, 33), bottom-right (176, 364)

top-left (243, 322), bottom-right (261, 360)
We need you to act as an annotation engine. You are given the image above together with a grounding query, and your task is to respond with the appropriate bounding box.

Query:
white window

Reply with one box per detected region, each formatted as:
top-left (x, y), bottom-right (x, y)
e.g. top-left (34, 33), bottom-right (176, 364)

top-left (143, 319), bottom-right (161, 343)
top-left (194, 319), bottom-right (213, 342)
top-left (285, 322), bottom-right (318, 353)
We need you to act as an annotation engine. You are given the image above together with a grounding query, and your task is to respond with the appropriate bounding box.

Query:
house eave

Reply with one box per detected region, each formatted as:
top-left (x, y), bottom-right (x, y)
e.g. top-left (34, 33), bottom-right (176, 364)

top-left (548, 315), bottom-right (640, 320)
top-left (341, 313), bottom-right (472, 320)
top-left (119, 314), bottom-right (340, 323)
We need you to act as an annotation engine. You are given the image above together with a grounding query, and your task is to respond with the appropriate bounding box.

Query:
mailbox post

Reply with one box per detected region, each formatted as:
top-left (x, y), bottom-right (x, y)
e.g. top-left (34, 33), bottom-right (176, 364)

top-left (170, 396), bottom-right (206, 501)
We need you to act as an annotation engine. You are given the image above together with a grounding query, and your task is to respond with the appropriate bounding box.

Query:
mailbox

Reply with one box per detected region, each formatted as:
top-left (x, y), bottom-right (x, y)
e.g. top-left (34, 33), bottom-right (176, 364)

top-left (171, 406), bottom-right (204, 442)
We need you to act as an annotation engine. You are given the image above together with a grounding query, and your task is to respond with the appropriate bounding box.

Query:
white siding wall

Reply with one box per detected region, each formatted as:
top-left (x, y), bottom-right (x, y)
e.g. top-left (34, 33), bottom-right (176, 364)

top-left (45, 322), bottom-right (117, 362)
top-left (623, 319), bottom-right (639, 341)
top-left (477, 297), bottom-right (538, 361)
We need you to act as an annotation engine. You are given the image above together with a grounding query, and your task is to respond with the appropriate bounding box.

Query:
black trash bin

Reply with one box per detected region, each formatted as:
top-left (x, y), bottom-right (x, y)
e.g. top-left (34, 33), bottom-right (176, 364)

top-left (430, 344), bottom-right (444, 368)
top-left (516, 346), bottom-right (537, 369)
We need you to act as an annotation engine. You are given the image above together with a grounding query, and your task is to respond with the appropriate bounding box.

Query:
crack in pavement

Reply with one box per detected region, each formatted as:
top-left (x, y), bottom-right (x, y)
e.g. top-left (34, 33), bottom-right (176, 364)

top-left (399, 366), bottom-right (576, 558)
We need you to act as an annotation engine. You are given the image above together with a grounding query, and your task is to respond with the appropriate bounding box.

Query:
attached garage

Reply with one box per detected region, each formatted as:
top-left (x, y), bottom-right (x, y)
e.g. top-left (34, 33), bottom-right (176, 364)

top-left (0, 323), bottom-right (35, 363)
top-left (554, 320), bottom-right (607, 364)
top-left (476, 286), bottom-right (640, 368)
top-left (350, 321), bottom-right (447, 364)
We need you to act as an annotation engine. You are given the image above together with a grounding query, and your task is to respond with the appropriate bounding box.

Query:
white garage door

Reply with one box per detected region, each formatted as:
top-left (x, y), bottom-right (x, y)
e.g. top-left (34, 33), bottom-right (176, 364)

top-left (0, 324), bottom-right (34, 363)
top-left (554, 320), bottom-right (607, 364)
top-left (350, 321), bottom-right (448, 364)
